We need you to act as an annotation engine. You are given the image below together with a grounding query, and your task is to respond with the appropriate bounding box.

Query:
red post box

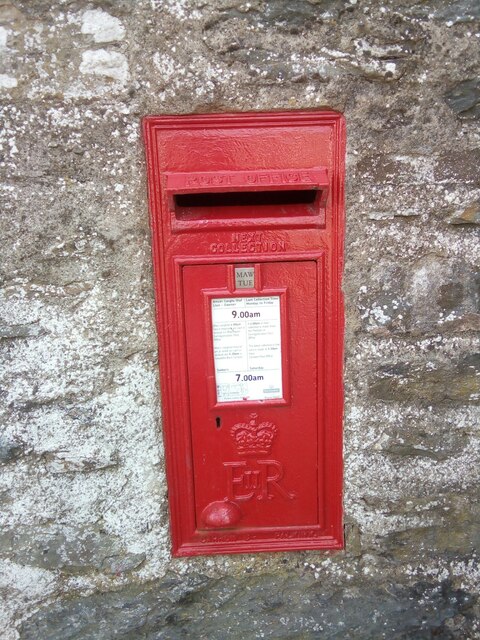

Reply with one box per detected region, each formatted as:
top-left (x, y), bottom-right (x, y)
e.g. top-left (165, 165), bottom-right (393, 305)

top-left (143, 111), bottom-right (345, 556)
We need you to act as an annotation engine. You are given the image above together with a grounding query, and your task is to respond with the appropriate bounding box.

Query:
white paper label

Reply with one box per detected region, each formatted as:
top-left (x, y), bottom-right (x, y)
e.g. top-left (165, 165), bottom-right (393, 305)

top-left (235, 266), bottom-right (254, 289)
top-left (211, 296), bottom-right (283, 403)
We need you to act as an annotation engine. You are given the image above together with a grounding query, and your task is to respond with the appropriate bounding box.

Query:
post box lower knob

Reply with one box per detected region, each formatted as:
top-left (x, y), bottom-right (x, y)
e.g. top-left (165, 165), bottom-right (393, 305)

top-left (201, 500), bottom-right (242, 529)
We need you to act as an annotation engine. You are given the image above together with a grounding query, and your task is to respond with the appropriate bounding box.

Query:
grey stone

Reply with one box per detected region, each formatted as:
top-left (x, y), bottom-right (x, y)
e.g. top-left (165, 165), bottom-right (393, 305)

top-left (407, 0), bottom-right (480, 23)
top-left (356, 254), bottom-right (479, 336)
top-left (384, 517), bottom-right (480, 559)
top-left (434, 150), bottom-right (480, 185)
top-left (370, 354), bottom-right (479, 405)
top-left (433, 0), bottom-right (480, 24)
top-left (205, 0), bottom-right (348, 32)
top-left (0, 323), bottom-right (44, 339)
top-left (0, 525), bottom-right (145, 575)
top-left (41, 449), bottom-right (120, 474)
top-left (0, 435), bottom-right (25, 464)
top-left (384, 443), bottom-right (450, 461)
top-left (261, 0), bottom-right (346, 28)
top-left (449, 202), bottom-right (480, 225)
top-left (18, 573), bottom-right (479, 640)
top-left (445, 80), bottom-right (480, 120)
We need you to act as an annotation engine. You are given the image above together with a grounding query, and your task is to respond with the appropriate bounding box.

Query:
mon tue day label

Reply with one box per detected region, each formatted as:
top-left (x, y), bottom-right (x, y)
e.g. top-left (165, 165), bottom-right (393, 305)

top-left (211, 296), bottom-right (283, 402)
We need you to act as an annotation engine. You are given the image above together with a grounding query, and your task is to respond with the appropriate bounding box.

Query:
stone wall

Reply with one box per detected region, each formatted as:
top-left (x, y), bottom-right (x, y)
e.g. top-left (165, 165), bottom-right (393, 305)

top-left (0, 0), bottom-right (479, 638)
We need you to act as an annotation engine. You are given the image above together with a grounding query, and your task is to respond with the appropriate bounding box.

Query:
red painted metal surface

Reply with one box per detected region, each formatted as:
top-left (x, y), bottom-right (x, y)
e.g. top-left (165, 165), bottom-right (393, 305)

top-left (143, 111), bottom-right (345, 556)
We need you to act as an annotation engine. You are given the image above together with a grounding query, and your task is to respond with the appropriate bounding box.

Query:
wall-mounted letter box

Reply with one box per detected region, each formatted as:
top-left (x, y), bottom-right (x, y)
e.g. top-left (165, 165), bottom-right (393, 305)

top-left (143, 111), bottom-right (345, 556)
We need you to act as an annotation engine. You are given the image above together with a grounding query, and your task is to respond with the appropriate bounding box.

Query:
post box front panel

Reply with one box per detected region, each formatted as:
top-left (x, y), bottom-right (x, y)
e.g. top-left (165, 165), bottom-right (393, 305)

top-left (183, 261), bottom-right (319, 533)
top-left (143, 111), bottom-right (345, 556)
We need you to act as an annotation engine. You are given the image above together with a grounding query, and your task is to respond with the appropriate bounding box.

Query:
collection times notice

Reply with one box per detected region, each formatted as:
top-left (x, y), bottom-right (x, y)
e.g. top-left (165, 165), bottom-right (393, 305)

top-left (211, 296), bottom-right (283, 402)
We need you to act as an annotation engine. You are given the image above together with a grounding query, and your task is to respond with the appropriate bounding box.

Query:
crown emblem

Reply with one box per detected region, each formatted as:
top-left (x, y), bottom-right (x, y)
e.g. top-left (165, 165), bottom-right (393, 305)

top-left (231, 413), bottom-right (277, 456)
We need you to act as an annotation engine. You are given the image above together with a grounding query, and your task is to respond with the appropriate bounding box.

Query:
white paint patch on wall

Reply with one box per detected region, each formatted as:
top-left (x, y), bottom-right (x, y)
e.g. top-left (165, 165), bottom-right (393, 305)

top-left (0, 26), bottom-right (10, 48)
top-left (152, 52), bottom-right (178, 82)
top-left (80, 49), bottom-right (129, 84)
top-left (0, 74), bottom-right (17, 89)
top-left (81, 9), bottom-right (125, 43)
top-left (152, 0), bottom-right (202, 20)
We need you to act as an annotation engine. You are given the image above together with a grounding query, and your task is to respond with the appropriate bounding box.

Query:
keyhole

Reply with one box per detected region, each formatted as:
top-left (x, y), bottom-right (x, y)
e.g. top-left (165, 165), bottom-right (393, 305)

top-left (215, 416), bottom-right (221, 429)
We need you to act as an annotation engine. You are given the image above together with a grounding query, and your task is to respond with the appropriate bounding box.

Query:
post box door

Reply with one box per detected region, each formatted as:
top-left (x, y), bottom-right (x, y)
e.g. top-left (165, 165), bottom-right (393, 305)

top-left (183, 260), bottom-right (321, 532)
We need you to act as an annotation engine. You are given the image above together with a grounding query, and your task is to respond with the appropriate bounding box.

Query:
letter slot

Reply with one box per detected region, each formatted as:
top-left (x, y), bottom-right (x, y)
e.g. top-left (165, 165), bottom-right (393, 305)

top-left (166, 168), bottom-right (329, 223)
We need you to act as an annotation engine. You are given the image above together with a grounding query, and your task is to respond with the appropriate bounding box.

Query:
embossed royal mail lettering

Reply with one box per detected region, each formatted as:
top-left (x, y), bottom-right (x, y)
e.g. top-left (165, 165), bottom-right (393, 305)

top-left (244, 171), bottom-right (313, 184)
top-left (210, 233), bottom-right (286, 254)
top-left (185, 174), bottom-right (233, 187)
top-left (223, 460), bottom-right (295, 501)
top-left (183, 171), bottom-right (314, 188)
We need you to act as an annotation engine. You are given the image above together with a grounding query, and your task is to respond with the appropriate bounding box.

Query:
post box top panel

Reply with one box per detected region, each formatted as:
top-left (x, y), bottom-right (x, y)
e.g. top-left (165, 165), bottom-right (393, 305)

top-left (143, 111), bottom-right (345, 235)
